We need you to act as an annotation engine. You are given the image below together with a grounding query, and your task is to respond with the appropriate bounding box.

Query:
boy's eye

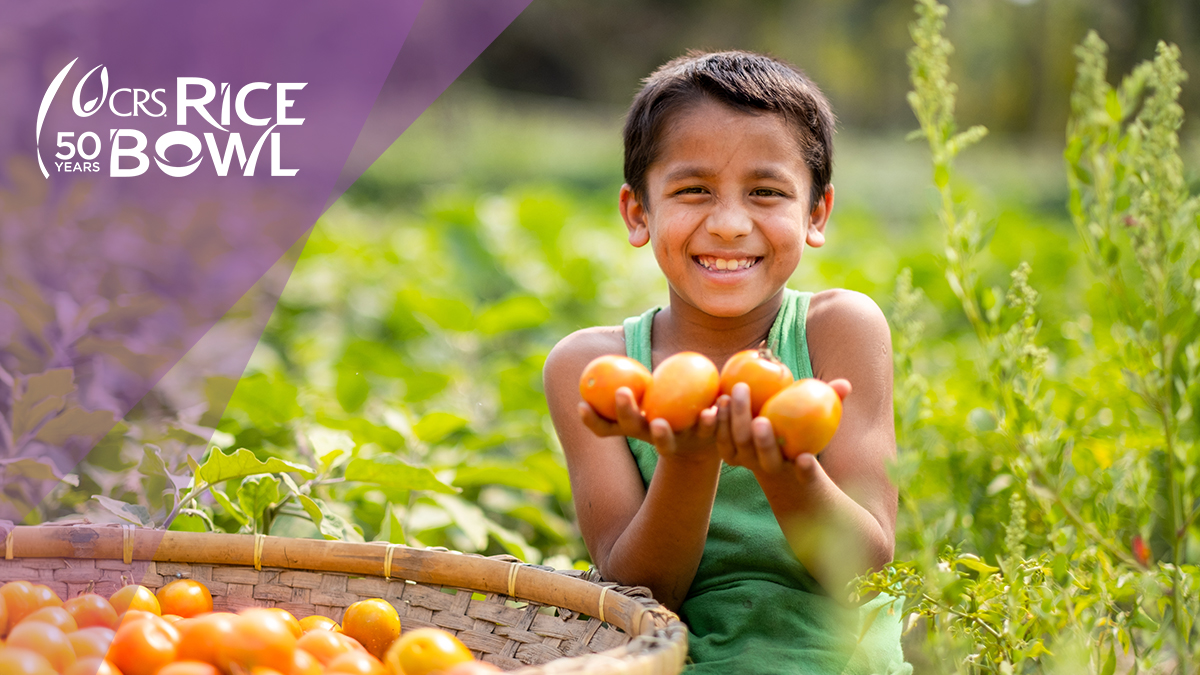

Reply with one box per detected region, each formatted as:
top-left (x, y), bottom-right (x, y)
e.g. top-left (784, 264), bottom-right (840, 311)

top-left (676, 186), bottom-right (707, 195)
top-left (751, 187), bottom-right (783, 197)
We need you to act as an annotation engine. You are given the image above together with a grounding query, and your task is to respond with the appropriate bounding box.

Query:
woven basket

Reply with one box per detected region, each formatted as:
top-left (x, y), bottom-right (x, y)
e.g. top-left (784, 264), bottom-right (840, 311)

top-left (0, 525), bottom-right (688, 674)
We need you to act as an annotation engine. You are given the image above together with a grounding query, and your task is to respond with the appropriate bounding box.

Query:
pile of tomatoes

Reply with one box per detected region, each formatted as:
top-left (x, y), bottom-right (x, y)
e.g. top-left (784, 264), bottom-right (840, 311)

top-left (580, 347), bottom-right (842, 457)
top-left (0, 579), bottom-right (502, 675)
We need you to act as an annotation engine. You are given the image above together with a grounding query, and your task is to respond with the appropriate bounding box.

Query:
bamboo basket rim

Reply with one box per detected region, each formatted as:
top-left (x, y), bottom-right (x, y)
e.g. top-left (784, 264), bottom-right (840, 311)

top-left (1, 524), bottom-right (689, 674)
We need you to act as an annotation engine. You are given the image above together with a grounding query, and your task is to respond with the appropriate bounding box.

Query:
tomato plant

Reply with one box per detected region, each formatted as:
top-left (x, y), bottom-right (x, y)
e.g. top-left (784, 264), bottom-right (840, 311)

top-left (579, 355), bottom-right (653, 421)
top-left (759, 379), bottom-right (841, 459)
top-left (640, 352), bottom-right (720, 431)
top-left (384, 628), bottom-right (474, 675)
top-left (718, 347), bottom-right (793, 417)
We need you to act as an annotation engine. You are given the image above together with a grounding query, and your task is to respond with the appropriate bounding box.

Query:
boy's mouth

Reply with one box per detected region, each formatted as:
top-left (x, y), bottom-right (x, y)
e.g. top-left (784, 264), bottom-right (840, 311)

top-left (694, 255), bottom-right (761, 272)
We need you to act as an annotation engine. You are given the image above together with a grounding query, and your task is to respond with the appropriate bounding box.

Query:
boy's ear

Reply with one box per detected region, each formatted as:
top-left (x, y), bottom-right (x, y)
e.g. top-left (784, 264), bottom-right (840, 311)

top-left (805, 184), bottom-right (835, 248)
top-left (620, 184), bottom-right (651, 248)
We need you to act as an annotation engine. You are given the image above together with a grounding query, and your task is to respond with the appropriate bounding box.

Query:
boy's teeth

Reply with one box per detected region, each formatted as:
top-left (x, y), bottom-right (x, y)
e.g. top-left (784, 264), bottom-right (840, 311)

top-left (700, 256), bottom-right (754, 271)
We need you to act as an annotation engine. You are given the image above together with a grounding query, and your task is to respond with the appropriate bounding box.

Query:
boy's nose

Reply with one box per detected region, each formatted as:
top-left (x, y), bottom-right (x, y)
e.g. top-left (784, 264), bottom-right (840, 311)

top-left (705, 203), bottom-right (754, 240)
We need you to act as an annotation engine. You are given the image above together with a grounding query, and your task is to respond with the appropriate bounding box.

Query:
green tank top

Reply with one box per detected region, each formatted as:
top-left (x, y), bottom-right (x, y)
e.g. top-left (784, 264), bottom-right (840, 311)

top-left (622, 289), bottom-right (910, 675)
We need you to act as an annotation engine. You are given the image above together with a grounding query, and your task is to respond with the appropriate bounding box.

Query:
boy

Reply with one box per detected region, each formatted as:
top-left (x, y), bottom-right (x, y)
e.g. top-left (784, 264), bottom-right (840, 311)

top-left (543, 51), bottom-right (908, 674)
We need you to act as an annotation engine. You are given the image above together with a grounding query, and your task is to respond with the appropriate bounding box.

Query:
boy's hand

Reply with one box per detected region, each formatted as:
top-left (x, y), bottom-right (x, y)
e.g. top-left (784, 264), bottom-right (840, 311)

top-left (716, 379), bottom-right (852, 475)
top-left (579, 386), bottom-right (719, 461)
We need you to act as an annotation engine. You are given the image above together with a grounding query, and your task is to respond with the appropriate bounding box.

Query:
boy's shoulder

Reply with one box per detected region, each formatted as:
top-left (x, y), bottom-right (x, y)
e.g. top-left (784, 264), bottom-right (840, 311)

top-left (806, 288), bottom-right (891, 367)
top-left (543, 325), bottom-right (628, 381)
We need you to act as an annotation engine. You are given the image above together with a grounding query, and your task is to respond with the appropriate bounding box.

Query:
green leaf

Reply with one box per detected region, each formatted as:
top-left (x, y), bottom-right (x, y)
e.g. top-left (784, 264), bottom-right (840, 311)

top-left (92, 495), bottom-right (155, 527)
top-left (211, 487), bottom-right (248, 525)
top-left (1101, 642), bottom-right (1116, 675)
top-left (475, 295), bottom-right (550, 335)
top-left (954, 554), bottom-right (999, 576)
top-left (344, 456), bottom-right (458, 494)
top-left (12, 369), bottom-right (75, 440)
top-left (413, 412), bottom-right (469, 444)
top-left (238, 474), bottom-right (280, 524)
top-left (376, 502), bottom-right (406, 544)
top-left (453, 464), bottom-right (554, 493)
top-left (297, 494), bottom-right (362, 541)
top-left (225, 373), bottom-right (303, 430)
top-left (197, 447), bottom-right (315, 484)
top-left (1106, 89), bottom-right (1122, 122)
top-left (335, 367), bottom-right (370, 413)
top-left (34, 407), bottom-right (116, 446)
top-left (933, 165), bottom-right (950, 189)
top-left (170, 509), bottom-right (215, 532)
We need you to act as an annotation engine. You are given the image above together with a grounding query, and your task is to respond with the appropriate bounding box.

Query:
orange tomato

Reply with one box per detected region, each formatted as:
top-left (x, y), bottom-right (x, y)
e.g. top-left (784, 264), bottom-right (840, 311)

top-left (641, 352), bottom-right (720, 431)
top-left (176, 611), bottom-right (236, 666)
top-left (290, 647), bottom-right (323, 675)
top-left (223, 608), bottom-right (298, 673)
top-left (760, 378), bottom-right (842, 459)
top-left (29, 586), bottom-right (61, 610)
top-left (64, 656), bottom-right (123, 675)
top-left (0, 647), bottom-right (57, 675)
top-left (109, 586), bottom-right (160, 617)
top-left (156, 661), bottom-right (221, 675)
top-left (718, 348), bottom-right (793, 416)
top-left (106, 615), bottom-right (179, 675)
top-left (155, 580), bottom-right (212, 619)
top-left (297, 615), bottom-right (339, 633)
top-left (0, 590), bottom-right (8, 637)
top-left (297, 628), bottom-right (364, 665)
top-left (1, 582), bottom-right (41, 629)
top-left (579, 355), bottom-right (654, 421)
top-left (64, 594), bottom-right (119, 630)
top-left (5, 620), bottom-right (76, 672)
top-left (22, 606), bottom-right (77, 633)
top-left (67, 626), bottom-right (116, 660)
top-left (383, 628), bottom-right (473, 675)
top-left (261, 608), bottom-right (302, 638)
top-left (339, 599), bottom-right (400, 660)
top-left (327, 650), bottom-right (386, 675)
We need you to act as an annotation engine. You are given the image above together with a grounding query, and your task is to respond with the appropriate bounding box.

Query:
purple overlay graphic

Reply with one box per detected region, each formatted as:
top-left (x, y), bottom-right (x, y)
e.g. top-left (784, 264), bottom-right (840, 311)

top-left (0, 0), bottom-right (531, 537)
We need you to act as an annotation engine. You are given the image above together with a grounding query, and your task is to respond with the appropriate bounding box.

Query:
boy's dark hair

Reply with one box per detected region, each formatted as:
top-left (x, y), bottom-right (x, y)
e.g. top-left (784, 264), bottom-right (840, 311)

top-left (623, 50), bottom-right (835, 211)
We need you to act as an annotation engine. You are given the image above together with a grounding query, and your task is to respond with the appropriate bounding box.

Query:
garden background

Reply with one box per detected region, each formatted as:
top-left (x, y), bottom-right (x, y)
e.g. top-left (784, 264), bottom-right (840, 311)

top-left (9, 0), bottom-right (1200, 672)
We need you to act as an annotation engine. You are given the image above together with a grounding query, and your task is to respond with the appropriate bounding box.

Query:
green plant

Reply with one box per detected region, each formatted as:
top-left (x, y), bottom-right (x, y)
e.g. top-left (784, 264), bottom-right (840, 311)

top-left (860, 0), bottom-right (1200, 672)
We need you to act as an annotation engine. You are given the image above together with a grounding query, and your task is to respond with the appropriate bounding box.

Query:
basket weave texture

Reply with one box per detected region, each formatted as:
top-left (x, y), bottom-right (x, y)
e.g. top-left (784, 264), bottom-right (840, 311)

top-left (0, 525), bottom-right (688, 674)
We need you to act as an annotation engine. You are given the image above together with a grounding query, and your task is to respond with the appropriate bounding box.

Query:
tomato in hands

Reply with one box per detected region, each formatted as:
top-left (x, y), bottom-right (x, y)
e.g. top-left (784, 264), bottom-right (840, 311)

top-left (641, 352), bottom-right (720, 432)
top-left (760, 378), bottom-right (842, 459)
top-left (718, 347), bottom-right (793, 417)
top-left (579, 355), bottom-right (653, 421)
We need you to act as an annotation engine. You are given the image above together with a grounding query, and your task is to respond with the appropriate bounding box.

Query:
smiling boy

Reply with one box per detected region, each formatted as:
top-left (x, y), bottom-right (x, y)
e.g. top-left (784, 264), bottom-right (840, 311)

top-left (543, 51), bottom-right (908, 674)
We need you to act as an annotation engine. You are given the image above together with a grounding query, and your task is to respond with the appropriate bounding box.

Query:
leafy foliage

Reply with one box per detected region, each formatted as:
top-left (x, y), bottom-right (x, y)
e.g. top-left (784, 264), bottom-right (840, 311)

top-left (858, 1), bottom-right (1200, 673)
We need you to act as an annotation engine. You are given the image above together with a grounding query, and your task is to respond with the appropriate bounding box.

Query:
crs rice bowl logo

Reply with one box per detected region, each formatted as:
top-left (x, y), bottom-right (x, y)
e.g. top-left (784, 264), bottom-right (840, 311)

top-left (37, 58), bottom-right (306, 179)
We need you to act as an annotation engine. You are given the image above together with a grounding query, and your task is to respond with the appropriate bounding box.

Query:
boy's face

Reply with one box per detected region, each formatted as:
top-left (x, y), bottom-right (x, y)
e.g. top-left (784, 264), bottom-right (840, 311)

top-left (620, 99), bottom-right (832, 318)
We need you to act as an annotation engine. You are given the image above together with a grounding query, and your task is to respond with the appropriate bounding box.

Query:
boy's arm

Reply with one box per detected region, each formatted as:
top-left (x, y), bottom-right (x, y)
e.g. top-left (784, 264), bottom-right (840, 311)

top-left (739, 289), bottom-right (897, 602)
top-left (543, 327), bottom-right (723, 611)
